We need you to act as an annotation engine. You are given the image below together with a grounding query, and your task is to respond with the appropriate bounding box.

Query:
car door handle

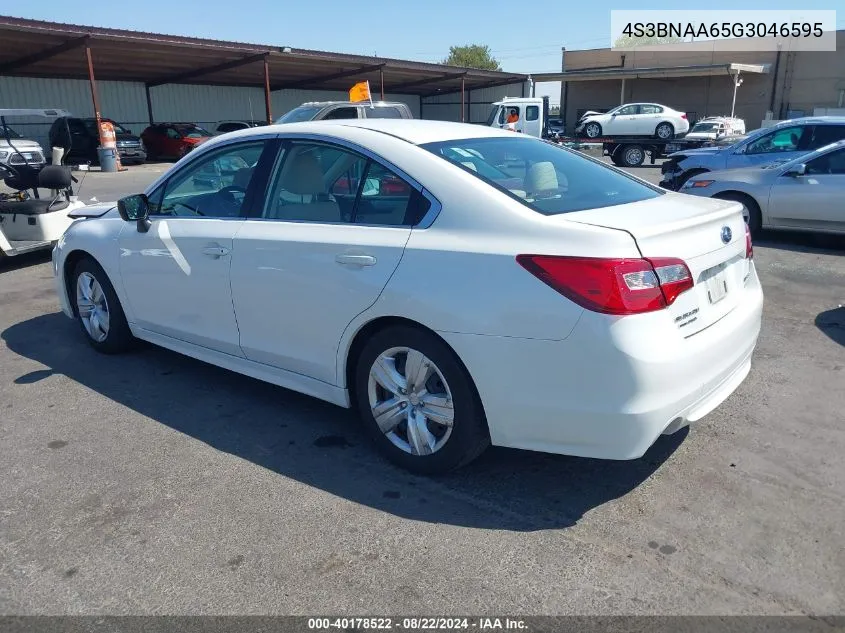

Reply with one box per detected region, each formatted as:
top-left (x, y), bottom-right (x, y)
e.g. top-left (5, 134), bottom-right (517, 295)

top-left (202, 245), bottom-right (230, 258)
top-left (335, 254), bottom-right (377, 267)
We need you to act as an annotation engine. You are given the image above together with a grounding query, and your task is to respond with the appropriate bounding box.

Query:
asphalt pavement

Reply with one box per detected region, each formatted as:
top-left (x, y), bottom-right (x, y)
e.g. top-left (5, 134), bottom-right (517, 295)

top-left (0, 159), bottom-right (843, 615)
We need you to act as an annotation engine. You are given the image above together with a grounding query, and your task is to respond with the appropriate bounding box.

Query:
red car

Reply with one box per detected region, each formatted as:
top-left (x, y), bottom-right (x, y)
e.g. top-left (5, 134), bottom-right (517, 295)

top-left (140, 123), bottom-right (212, 161)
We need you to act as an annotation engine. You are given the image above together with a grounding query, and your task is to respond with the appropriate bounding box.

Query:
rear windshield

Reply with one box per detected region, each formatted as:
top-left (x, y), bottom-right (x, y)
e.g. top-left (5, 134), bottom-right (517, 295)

top-left (176, 124), bottom-right (211, 138)
top-left (421, 136), bottom-right (663, 215)
top-left (276, 106), bottom-right (324, 124)
top-left (0, 125), bottom-right (21, 139)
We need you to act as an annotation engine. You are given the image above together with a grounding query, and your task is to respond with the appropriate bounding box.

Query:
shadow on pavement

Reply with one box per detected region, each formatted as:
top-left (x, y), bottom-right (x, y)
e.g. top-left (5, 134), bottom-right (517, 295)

top-left (816, 307), bottom-right (845, 347)
top-left (754, 230), bottom-right (845, 255)
top-left (3, 313), bottom-right (686, 532)
top-left (0, 249), bottom-right (51, 273)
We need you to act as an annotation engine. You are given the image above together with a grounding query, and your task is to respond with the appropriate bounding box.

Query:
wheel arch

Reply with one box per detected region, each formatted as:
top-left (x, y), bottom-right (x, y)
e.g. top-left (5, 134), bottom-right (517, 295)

top-left (62, 248), bottom-right (98, 316)
top-left (340, 315), bottom-right (486, 421)
top-left (711, 189), bottom-right (765, 226)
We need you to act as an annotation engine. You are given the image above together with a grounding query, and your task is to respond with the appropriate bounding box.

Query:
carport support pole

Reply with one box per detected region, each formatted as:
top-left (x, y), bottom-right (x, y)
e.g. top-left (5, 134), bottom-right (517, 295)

top-left (263, 55), bottom-right (272, 124)
top-left (380, 68), bottom-right (385, 100)
top-left (84, 43), bottom-right (103, 133)
top-left (461, 76), bottom-right (466, 122)
top-left (620, 78), bottom-right (626, 105)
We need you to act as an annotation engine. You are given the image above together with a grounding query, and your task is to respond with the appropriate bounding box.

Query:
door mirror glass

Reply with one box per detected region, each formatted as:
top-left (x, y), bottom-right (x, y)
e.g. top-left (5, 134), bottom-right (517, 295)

top-left (785, 163), bottom-right (807, 177)
top-left (117, 193), bottom-right (150, 221)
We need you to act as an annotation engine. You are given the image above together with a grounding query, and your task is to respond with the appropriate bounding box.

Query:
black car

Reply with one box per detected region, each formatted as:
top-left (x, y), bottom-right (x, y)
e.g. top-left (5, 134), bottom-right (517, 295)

top-left (49, 116), bottom-right (146, 166)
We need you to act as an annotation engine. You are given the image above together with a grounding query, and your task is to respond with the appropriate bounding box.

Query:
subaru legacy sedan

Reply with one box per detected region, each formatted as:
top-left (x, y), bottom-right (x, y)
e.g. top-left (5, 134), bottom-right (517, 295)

top-left (52, 119), bottom-right (763, 474)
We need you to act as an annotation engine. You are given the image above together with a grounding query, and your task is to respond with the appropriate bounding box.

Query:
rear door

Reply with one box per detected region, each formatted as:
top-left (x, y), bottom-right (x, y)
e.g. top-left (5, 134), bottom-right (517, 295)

top-left (638, 104), bottom-right (662, 135)
top-left (230, 138), bottom-right (430, 384)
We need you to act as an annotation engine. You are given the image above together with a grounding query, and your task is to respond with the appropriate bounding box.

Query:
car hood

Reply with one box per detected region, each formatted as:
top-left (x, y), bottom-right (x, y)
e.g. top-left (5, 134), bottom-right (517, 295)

top-left (669, 145), bottom-right (727, 159)
top-left (67, 202), bottom-right (118, 219)
top-left (0, 139), bottom-right (41, 150)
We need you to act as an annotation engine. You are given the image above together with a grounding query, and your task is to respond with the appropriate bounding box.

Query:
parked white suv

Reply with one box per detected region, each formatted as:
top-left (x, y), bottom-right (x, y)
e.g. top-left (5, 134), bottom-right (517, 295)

top-left (576, 103), bottom-right (690, 139)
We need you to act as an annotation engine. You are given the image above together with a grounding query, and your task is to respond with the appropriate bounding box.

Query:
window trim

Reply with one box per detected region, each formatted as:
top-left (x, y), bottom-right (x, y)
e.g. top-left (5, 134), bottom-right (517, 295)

top-left (247, 133), bottom-right (442, 229)
top-left (144, 137), bottom-right (280, 220)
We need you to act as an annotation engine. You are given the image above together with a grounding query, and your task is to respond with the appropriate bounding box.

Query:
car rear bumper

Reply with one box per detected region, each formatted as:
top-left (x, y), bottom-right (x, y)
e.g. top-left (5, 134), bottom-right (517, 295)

top-left (440, 265), bottom-right (764, 460)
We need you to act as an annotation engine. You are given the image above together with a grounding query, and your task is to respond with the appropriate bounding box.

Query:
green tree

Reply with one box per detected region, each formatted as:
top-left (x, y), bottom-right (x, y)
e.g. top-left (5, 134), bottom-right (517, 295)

top-left (441, 45), bottom-right (502, 71)
top-left (613, 34), bottom-right (683, 48)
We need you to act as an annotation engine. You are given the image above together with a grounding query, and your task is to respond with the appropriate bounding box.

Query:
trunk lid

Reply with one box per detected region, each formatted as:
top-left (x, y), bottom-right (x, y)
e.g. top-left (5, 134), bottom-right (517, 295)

top-left (564, 193), bottom-right (751, 336)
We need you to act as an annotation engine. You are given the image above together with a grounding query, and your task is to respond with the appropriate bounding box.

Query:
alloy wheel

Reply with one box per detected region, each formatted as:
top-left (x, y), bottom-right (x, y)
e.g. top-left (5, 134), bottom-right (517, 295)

top-left (76, 272), bottom-right (110, 343)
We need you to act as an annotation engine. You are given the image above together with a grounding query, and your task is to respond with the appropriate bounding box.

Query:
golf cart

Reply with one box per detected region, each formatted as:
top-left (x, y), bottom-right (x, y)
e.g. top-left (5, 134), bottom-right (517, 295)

top-left (0, 109), bottom-right (85, 259)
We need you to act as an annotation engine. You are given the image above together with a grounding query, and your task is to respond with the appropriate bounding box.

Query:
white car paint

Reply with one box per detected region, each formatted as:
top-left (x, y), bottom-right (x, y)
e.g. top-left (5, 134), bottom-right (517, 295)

top-left (52, 119), bottom-right (763, 464)
top-left (577, 103), bottom-right (690, 138)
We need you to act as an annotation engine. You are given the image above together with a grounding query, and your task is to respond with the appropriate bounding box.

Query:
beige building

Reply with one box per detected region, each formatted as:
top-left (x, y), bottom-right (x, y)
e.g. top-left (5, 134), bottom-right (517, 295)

top-left (533, 31), bottom-right (845, 133)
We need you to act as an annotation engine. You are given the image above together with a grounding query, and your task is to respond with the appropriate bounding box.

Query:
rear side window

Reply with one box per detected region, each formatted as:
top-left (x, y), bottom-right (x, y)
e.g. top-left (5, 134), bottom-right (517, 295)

top-left (321, 107), bottom-right (359, 120)
top-left (526, 106), bottom-right (539, 121)
top-left (365, 107), bottom-right (405, 119)
top-left (422, 136), bottom-right (662, 216)
top-left (808, 125), bottom-right (845, 149)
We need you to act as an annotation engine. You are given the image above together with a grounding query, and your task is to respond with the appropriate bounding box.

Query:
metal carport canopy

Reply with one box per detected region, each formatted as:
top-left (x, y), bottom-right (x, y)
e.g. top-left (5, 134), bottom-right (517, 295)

top-left (0, 16), bottom-right (526, 109)
top-left (530, 62), bottom-right (771, 82)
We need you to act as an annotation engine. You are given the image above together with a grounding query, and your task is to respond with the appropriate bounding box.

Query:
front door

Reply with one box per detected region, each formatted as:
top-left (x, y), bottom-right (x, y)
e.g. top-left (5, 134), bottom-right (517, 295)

top-left (767, 147), bottom-right (845, 231)
top-left (118, 138), bottom-right (272, 356)
top-left (230, 139), bottom-right (424, 384)
top-left (732, 125), bottom-right (811, 169)
top-left (607, 104), bottom-right (639, 135)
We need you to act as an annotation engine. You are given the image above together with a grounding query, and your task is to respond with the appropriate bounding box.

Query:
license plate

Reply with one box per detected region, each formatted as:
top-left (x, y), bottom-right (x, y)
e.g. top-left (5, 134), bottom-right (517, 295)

top-left (705, 268), bottom-right (729, 305)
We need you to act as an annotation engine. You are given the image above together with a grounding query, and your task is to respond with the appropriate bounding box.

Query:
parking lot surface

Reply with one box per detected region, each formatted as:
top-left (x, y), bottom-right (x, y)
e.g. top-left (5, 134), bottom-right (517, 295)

top-left (1, 159), bottom-right (843, 615)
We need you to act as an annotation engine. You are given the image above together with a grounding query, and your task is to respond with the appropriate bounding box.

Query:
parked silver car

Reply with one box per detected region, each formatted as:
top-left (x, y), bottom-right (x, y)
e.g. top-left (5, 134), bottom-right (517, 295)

top-left (681, 139), bottom-right (845, 236)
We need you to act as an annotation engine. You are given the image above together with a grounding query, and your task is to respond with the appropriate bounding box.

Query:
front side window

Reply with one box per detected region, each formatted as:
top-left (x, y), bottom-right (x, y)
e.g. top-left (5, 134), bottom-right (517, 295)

top-left (422, 136), bottom-right (662, 216)
top-left (745, 126), bottom-right (807, 155)
top-left (616, 105), bottom-right (639, 116)
top-left (150, 141), bottom-right (267, 218)
top-left (805, 147), bottom-right (845, 175)
top-left (262, 141), bottom-right (426, 226)
top-left (501, 107), bottom-right (520, 124)
top-left (526, 106), bottom-right (539, 122)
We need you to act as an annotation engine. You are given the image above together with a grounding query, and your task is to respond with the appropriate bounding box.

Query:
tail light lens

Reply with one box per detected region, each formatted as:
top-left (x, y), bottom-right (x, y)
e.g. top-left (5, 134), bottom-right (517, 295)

top-left (745, 223), bottom-right (753, 259)
top-left (681, 113), bottom-right (688, 119)
top-left (516, 255), bottom-right (694, 316)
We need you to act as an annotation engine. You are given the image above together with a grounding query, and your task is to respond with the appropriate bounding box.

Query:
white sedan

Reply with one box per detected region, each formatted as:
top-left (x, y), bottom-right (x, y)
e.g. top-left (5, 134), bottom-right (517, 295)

top-left (52, 119), bottom-right (763, 474)
top-left (576, 103), bottom-right (690, 139)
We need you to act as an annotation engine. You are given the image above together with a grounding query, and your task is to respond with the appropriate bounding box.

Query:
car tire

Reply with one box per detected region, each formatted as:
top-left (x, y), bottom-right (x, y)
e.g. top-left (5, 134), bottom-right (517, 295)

top-left (72, 257), bottom-right (135, 354)
top-left (712, 192), bottom-right (763, 236)
top-left (655, 122), bottom-right (675, 139)
top-left (353, 325), bottom-right (490, 475)
top-left (584, 122), bottom-right (602, 138)
top-left (618, 144), bottom-right (645, 167)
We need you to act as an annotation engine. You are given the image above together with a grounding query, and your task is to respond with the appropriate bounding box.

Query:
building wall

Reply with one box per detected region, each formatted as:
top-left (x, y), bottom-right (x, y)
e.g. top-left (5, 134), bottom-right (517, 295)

top-left (422, 82), bottom-right (528, 123)
top-left (560, 30), bottom-right (845, 133)
top-left (0, 75), bottom-right (424, 149)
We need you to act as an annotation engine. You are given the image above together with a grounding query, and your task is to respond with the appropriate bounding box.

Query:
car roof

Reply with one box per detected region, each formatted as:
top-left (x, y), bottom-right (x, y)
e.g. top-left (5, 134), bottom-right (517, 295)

top-left (298, 100), bottom-right (408, 108)
top-left (205, 119), bottom-right (519, 147)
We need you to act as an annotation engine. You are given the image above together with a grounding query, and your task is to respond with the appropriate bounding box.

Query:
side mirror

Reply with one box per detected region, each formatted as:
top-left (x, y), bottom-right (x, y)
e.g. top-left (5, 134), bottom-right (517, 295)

top-left (117, 193), bottom-right (151, 232)
top-left (785, 163), bottom-right (807, 177)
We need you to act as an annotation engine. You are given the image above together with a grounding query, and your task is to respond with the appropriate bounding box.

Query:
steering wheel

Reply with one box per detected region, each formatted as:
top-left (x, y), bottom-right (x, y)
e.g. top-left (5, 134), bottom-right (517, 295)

top-left (218, 185), bottom-right (247, 205)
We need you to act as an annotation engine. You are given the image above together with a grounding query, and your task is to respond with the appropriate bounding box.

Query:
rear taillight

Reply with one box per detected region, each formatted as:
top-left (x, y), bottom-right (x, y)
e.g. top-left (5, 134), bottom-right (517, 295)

top-left (745, 223), bottom-right (753, 259)
top-left (681, 113), bottom-right (688, 119)
top-left (516, 255), bottom-right (693, 316)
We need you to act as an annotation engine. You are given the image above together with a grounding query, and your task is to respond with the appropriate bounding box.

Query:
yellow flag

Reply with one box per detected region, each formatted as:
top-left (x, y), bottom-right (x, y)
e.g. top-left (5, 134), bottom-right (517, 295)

top-left (349, 81), bottom-right (371, 103)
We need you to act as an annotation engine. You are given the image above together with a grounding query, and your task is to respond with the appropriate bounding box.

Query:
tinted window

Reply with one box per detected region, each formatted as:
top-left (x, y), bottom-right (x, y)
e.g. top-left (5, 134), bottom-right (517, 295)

top-left (746, 126), bottom-right (807, 154)
top-left (365, 107), bottom-right (405, 119)
top-left (321, 107), bottom-right (359, 120)
top-left (151, 141), bottom-right (267, 218)
top-left (808, 125), bottom-right (845, 149)
top-left (617, 105), bottom-right (639, 115)
top-left (263, 141), bottom-right (424, 226)
top-left (526, 106), bottom-right (539, 122)
top-left (422, 136), bottom-right (662, 216)
top-left (806, 147), bottom-right (845, 175)
top-left (0, 125), bottom-right (21, 139)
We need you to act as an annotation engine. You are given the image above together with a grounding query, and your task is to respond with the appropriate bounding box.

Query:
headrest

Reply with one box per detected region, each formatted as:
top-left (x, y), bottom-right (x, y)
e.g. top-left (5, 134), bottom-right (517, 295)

top-left (280, 152), bottom-right (326, 195)
top-left (38, 165), bottom-right (72, 189)
top-left (232, 167), bottom-right (253, 189)
top-left (524, 161), bottom-right (558, 194)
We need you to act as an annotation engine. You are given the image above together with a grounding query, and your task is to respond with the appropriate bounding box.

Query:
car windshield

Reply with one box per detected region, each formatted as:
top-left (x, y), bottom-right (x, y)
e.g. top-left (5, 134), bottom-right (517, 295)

top-left (422, 136), bottom-right (663, 216)
top-left (0, 124), bottom-right (22, 139)
top-left (692, 122), bottom-right (719, 132)
top-left (176, 125), bottom-right (211, 138)
top-left (83, 119), bottom-right (132, 135)
top-left (276, 106), bottom-right (324, 123)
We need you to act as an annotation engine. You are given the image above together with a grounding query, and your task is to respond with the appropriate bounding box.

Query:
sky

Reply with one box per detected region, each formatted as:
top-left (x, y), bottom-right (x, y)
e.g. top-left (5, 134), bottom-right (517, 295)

top-left (4, 0), bottom-right (843, 104)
